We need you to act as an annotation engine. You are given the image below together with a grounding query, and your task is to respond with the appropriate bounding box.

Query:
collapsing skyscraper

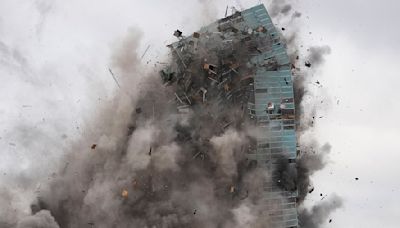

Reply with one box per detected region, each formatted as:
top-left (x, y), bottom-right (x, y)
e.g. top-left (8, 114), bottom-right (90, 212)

top-left (162, 4), bottom-right (298, 228)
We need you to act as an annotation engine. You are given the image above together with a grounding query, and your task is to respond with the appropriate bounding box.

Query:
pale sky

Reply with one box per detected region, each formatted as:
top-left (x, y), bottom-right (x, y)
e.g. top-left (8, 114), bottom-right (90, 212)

top-left (0, 0), bottom-right (399, 227)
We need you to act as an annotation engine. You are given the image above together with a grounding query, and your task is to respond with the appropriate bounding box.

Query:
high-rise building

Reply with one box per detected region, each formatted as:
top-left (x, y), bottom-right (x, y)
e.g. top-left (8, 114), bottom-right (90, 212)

top-left (164, 4), bottom-right (298, 227)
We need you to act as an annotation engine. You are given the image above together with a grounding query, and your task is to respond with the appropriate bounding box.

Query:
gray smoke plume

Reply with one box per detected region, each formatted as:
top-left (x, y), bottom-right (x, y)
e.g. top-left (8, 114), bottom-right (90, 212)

top-left (269, 0), bottom-right (293, 17)
top-left (17, 210), bottom-right (59, 228)
top-left (274, 142), bottom-right (331, 203)
top-left (0, 4), bottom-right (340, 228)
top-left (292, 11), bottom-right (302, 19)
top-left (297, 142), bottom-right (331, 202)
top-left (197, 0), bottom-right (218, 24)
top-left (305, 46), bottom-right (332, 69)
top-left (292, 44), bottom-right (332, 132)
top-left (12, 25), bottom-right (279, 227)
top-left (0, 188), bottom-right (18, 228)
top-left (299, 194), bottom-right (343, 227)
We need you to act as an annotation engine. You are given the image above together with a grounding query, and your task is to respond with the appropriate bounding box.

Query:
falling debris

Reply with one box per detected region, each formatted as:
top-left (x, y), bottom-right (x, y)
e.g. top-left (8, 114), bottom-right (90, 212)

top-left (108, 68), bottom-right (121, 88)
top-left (173, 29), bottom-right (183, 38)
top-left (329, 219), bottom-right (332, 223)
top-left (140, 45), bottom-right (151, 59)
top-left (309, 187), bottom-right (315, 194)
top-left (91, 144), bottom-right (97, 149)
top-left (305, 61), bottom-right (312, 67)
top-left (355, 177), bottom-right (359, 180)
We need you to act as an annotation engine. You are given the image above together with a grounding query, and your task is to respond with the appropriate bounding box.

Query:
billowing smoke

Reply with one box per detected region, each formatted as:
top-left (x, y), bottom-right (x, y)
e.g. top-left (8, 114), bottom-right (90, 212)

top-left (0, 3), bottom-right (340, 228)
top-left (292, 11), bottom-right (302, 19)
top-left (10, 24), bottom-right (279, 227)
top-left (305, 46), bottom-right (332, 69)
top-left (299, 194), bottom-right (343, 228)
top-left (269, 0), bottom-right (293, 17)
top-left (274, 142), bottom-right (332, 203)
top-left (17, 210), bottom-right (59, 228)
top-left (297, 142), bottom-right (332, 202)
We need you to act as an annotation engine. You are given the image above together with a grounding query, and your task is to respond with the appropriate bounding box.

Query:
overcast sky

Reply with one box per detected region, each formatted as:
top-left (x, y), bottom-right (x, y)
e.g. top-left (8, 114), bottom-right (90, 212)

top-left (0, 0), bottom-right (399, 227)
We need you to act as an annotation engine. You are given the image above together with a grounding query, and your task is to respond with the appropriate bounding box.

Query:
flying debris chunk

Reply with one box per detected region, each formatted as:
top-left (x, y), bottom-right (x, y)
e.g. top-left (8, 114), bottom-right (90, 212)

top-left (135, 107), bottom-right (142, 114)
top-left (122, 189), bottom-right (129, 198)
top-left (91, 144), bottom-right (97, 149)
top-left (329, 219), bottom-right (332, 223)
top-left (108, 68), bottom-right (121, 88)
top-left (305, 61), bottom-right (312, 68)
top-left (149, 147), bottom-right (152, 156)
top-left (173, 29), bottom-right (183, 38)
top-left (140, 45), bottom-right (151, 59)
top-left (308, 187), bottom-right (315, 194)
top-left (355, 177), bottom-right (359, 180)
